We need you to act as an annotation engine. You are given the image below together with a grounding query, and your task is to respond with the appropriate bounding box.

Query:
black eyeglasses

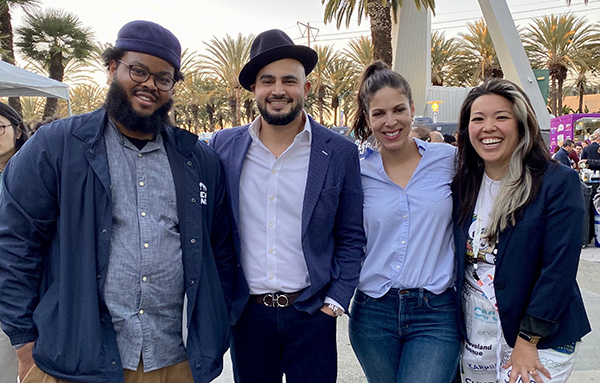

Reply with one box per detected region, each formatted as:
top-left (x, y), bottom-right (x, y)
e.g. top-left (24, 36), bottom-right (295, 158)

top-left (118, 60), bottom-right (176, 91)
top-left (0, 124), bottom-right (12, 136)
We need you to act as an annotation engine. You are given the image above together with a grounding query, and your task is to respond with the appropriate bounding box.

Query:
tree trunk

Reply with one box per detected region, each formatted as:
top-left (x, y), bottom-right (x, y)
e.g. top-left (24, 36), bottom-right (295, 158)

top-left (367, 0), bottom-right (393, 66)
top-left (0, 7), bottom-right (23, 115)
top-left (550, 75), bottom-right (557, 116)
top-left (578, 81), bottom-right (585, 113)
top-left (234, 86), bottom-right (241, 127)
top-left (318, 86), bottom-right (325, 124)
top-left (557, 66), bottom-right (567, 116)
top-left (42, 51), bottom-right (65, 120)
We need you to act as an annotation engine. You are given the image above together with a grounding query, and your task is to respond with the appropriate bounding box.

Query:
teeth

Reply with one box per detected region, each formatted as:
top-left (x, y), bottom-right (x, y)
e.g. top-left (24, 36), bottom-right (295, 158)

top-left (383, 130), bottom-right (399, 137)
top-left (482, 138), bottom-right (501, 145)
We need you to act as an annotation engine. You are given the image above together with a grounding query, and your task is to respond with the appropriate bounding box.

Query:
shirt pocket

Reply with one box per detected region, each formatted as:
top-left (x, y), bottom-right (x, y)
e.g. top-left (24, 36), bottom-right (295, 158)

top-left (419, 173), bottom-right (452, 203)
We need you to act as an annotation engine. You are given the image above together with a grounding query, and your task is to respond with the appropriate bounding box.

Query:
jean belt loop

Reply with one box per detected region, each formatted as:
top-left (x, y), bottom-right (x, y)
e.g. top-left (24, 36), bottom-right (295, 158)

top-left (418, 288), bottom-right (425, 307)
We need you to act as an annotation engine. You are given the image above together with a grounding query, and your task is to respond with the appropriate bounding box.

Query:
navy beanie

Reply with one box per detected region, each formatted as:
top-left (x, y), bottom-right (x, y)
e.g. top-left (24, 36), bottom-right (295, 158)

top-left (115, 20), bottom-right (181, 71)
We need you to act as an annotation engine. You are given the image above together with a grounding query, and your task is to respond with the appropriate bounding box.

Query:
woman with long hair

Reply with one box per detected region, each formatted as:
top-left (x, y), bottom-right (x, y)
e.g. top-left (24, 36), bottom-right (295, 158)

top-left (453, 79), bottom-right (590, 383)
top-left (348, 61), bottom-right (460, 383)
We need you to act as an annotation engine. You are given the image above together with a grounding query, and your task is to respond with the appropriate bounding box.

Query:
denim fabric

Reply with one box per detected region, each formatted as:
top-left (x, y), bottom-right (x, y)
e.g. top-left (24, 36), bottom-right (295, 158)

top-left (349, 288), bottom-right (460, 383)
top-left (104, 121), bottom-right (186, 371)
top-left (231, 304), bottom-right (337, 383)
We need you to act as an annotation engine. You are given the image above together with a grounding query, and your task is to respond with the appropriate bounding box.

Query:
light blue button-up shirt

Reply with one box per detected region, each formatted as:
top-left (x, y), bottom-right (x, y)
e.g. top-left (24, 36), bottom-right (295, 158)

top-left (358, 138), bottom-right (456, 298)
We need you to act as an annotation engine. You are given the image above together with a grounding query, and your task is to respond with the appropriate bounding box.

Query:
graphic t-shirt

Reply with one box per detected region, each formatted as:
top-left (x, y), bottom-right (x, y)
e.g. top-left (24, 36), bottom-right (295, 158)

top-left (465, 173), bottom-right (501, 290)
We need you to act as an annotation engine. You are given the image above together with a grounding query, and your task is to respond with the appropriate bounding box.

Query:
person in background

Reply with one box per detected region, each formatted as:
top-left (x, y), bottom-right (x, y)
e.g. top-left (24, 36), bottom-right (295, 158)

top-left (0, 21), bottom-right (236, 383)
top-left (348, 61), bottom-right (460, 383)
top-left (453, 79), bottom-right (590, 383)
top-left (443, 134), bottom-right (457, 146)
top-left (552, 139), bottom-right (574, 168)
top-left (409, 126), bottom-right (431, 142)
top-left (0, 101), bottom-right (29, 383)
top-left (430, 130), bottom-right (444, 142)
top-left (581, 129), bottom-right (600, 160)
top-left (210, 29), bottom-right (366, 383)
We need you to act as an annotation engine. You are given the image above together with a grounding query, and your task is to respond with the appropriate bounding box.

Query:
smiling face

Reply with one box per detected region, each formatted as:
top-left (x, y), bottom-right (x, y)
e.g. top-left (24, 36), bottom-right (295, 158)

top-left (109, 51), bottom-right (175, 119)
top-left (252, 58), bottom-right (310, 127)
top-left (468, 94), bottom-right (520, 180)
top-left (366, 86), bottom-right (415, 154)
top-left (0, 115), bottom-right (19, 170)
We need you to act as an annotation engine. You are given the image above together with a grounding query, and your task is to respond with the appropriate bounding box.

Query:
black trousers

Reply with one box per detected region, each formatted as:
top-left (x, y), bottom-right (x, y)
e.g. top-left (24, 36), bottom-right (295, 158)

top-left (231, 303), bottom-right (337, 383)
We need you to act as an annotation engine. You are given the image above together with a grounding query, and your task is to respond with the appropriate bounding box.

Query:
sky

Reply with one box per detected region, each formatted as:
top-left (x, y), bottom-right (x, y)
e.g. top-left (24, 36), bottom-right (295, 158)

top-left (9, 0), bottom-right (600, 59)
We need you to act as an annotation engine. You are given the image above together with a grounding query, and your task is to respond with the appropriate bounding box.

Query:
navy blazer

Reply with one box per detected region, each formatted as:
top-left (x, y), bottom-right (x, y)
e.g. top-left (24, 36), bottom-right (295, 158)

top-left (552, 147), bottom-right (571, 168)
top-left (211, 116), bottom-right (366, 323)
top-left (453, 161), bottom-right (591, 349)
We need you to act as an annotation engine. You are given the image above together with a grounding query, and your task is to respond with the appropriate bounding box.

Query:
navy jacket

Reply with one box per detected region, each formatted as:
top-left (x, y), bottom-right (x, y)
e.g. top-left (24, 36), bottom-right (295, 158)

top-left (453, 162), bottom-right (591, 349)
top-left (0, 109), bottom-right (236, 383)
top-left (553, 147), bottom-right (571, 168)
top-left (210, 117), bottom-right (366, 323)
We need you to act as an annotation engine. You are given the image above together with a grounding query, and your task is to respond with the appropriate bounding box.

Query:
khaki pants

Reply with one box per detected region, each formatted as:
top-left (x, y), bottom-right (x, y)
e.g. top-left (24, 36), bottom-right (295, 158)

top-left (22, 360), bottom-right (193, 383)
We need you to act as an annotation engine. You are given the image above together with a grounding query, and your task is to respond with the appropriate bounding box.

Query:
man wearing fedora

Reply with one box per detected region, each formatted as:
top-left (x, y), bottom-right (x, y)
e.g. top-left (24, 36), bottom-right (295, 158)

top-left (210, 29), bottom-right (366, 383)
top-left (0, 20), bottom-right (235, 383)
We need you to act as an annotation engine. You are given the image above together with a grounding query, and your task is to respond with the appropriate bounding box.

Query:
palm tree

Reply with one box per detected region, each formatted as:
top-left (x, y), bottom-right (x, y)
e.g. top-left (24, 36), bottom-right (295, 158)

top-left (452, 19), bottom-right (502, 86)
top-left (67, 83), bottom-right (106, 116)
top-left (15, 8), bottom-right (94, 119)
top-left (201, 33), bottom-right (253, 127)
top-left (523, 14), bottom-right (597, 116)
top-left (322, 0), bottom-right (435, 66)
top-left (329, 58), bottom-right (354, 126)
top-left (309, 44), bottom-right (338, 125)
top-left (430, 30), bottom-right (459, 86)
top-left (0, 0), bottom-right (40, 113)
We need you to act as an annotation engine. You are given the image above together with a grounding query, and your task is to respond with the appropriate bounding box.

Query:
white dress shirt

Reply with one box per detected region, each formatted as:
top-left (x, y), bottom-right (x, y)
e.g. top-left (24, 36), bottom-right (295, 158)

top-left (239, 114), bottom-right (312, 294)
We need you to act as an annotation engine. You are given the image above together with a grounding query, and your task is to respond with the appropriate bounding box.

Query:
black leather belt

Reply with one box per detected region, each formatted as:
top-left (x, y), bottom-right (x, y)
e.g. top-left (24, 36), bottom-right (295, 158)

top-left (250, 292), bottom-right (302, 308)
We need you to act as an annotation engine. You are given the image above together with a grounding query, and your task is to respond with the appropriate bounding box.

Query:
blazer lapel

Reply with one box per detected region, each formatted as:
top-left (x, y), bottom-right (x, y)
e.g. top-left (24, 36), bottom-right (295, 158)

top-left (228, 131), bottom-right (252, 226)
top-left (302, 122), bottom-right (332, 236)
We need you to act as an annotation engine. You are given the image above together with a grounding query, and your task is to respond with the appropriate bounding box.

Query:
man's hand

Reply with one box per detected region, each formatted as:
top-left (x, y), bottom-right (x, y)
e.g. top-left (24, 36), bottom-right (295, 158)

top-left (16, 342), bottom-right (35, 382)
top-left (503, 337), bottom-right (550, 383)
top-left (319, 305), bottom-right (337, 317)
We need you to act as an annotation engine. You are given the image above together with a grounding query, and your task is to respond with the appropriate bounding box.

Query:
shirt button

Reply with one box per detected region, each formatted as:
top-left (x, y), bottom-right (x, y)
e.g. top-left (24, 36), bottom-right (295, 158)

top-left (272, 170), bottom-right (277, 174)
top-left (268, 249), bottom-right (274, 253)
top-left (191, 198), bottom-right (197, 203)
top-left (139, 181), bottom-right (145, 187)
top-left (138, 153), bottom-right (142, 158)
top-left (401, 241), bottom-right (406, 245)
top-left (142, 276), bottom-right (147, 282)
top-left (139, 309), bottom-right (144, 315)
top-left (269, 222), bottom-right (274, 227)
top-left (97, 274), bottom-right (101, 279)
top-left (189, 280), bottom-right (195, 286)
top-left (89, 149), bottom-right (94, 153)
top-left (269, 275), bottom-right (274, 280)
top-left (396, 265), bottom-right (400, 269)
top-left (269, 195), bottom-right (275, 201)
top-left (190, 239), bottom-right (196, 244)
top-left (144, 243), bottom-right (149, 248)
top-left (187, 161), bottom-right (193, 166)
top-left (141, 212), bottom-right (147, 217)
top-left (403, 215), bottom-right (408, 219)
top-left (101, 229), bottom-right (107, 234)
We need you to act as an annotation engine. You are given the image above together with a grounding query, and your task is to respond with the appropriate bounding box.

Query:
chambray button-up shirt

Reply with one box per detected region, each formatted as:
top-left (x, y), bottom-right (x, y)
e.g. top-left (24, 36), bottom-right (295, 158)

top-left (358, 139), bottom-right (456, 298)
top-left (103, 121), bottom-right (186, 372)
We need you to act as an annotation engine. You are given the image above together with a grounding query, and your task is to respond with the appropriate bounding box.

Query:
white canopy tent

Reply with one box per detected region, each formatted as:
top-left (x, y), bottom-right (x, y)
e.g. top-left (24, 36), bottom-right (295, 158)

top-left (0, 60), bottom-right (71, 116)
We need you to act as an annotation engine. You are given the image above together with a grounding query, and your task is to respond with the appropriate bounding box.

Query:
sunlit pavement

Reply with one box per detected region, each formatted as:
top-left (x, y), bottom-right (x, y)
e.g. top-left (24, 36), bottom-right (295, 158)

top-left (214, 247), bottom-right (600, 383)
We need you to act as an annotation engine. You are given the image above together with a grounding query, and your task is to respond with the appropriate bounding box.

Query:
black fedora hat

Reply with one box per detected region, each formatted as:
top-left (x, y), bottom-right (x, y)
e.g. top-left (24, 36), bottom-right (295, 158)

top-left (239, 29), bottom-right (318, 91)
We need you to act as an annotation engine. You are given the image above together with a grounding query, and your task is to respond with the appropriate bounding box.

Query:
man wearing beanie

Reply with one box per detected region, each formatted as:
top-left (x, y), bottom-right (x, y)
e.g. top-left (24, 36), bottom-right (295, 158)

top-left (210, 29), bottom-right (366, 383)
top-left (0, 20), bottom-right (235, 383)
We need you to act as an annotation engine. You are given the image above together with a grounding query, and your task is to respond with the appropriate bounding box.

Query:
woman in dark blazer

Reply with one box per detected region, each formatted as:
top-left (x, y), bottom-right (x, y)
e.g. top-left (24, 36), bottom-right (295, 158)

top-left (453, 79), bottom-right (591, 383)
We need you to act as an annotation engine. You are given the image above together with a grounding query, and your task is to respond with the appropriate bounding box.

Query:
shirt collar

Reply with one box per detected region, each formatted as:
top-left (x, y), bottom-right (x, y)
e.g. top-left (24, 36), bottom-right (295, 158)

top-left (248, 111), bottom-right (312, 145)
top-left (106, 118), bottom-right (164, 153)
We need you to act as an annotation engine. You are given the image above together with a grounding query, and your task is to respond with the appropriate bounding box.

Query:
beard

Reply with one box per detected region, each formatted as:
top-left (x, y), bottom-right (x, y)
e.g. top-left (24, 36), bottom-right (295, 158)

top-left (257, 96), bottom-right (304, 126)
top-left (103, 80), bottom-right (173, 136)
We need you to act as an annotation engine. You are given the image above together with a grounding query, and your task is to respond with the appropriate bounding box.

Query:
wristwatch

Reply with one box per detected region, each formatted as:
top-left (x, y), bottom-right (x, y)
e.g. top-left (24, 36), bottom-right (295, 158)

top-left (326, 303), bottom-right (343, 317)
top-left (518, 331), bottom-right (541, 345)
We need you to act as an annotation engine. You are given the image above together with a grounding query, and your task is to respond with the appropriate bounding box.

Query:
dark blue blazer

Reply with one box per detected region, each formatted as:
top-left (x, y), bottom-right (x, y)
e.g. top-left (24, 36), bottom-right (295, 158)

top-left (552, 147), bottom-right (571, 168)
top-left (211, 116), bottom-right (366, 323)
top-left (453, 161), bottom-right (591, 349)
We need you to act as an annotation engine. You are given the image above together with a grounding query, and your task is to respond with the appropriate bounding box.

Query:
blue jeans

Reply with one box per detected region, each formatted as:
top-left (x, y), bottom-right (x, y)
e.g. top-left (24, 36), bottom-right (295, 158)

top-left (349, 288), bottom-right (460, 383)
